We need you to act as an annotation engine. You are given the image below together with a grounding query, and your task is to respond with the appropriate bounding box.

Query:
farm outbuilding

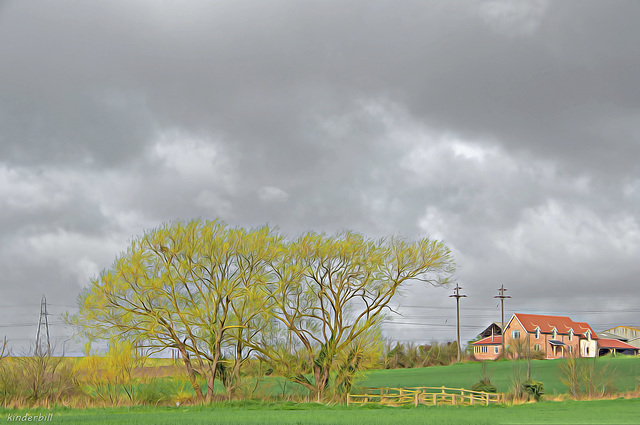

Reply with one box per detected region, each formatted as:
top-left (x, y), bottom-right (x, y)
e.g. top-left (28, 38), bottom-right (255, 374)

top-left (601, 326), bottom-right (640, 349)
top-left (597, 338), bottom-right (640, 356)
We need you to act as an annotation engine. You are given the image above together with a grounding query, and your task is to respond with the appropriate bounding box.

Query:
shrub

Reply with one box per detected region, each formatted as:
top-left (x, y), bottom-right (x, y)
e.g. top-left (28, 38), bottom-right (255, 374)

top-left (523, 378), bottom-right (544, 401)
top-left (559, 356), bottom-right (615, 399)
top-left (136, 379), bottom-right (172, 405)
top-left (472, 362), bottom-right (496, 393)
top-left (472, 380), bottom-right (497, 393)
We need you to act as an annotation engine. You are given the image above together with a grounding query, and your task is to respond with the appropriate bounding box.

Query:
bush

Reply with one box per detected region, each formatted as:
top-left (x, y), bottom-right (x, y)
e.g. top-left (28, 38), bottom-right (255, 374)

top-left (471, 380), bottom-right (497, 393)
top-left (136, 380), bottom-right (172, 405)
top-left (559, 356), bottom-right (615, 399)
top-left (523, 379), bottom-right (544, 401)
top-left (472, 361), bottom-right (496, 393)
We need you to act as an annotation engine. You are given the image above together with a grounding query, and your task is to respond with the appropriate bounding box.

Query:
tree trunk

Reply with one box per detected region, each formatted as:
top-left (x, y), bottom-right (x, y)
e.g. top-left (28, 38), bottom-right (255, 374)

top-left (313, 364), bottom-right (322, 402)
top-left (177, 345), bottom-right (204, 400)
top-left (206, 365), bottom-right (216, 403)
top-left (206, 341), bottom-right (223, 403)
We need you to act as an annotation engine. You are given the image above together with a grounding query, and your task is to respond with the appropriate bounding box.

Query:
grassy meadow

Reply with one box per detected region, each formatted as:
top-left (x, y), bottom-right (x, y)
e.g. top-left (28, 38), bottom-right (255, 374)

top-left (2, 398), bottom-right (639, 424)
top-left (131, 354), bottom-right (640, 399)
top-left (357, 355), bottom-right (640, 396)
top-left (1, 354), bottom-right (639, 424)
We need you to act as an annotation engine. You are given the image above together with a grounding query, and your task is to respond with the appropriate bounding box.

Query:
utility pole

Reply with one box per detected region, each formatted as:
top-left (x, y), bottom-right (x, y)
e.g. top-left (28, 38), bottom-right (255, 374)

top-left (494, 285), bottom-right (510, 358)
top-left (449, 284), bottom-right (466, 362)
top-left (35, 294), bottom-right (51, 357)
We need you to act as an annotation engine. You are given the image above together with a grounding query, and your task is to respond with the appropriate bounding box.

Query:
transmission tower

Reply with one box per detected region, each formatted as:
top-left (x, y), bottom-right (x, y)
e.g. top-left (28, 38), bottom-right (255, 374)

top-left (35, 294), bottom-right (51, 356)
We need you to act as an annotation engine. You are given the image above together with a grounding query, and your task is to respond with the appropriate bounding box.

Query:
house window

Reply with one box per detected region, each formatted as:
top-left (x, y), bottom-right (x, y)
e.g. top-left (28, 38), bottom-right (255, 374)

top-left (568, 330), bottom-right (573, 341)
top-left (586, 331), bottom-right (591, 341)
top-left (535, 328), bottom-right (540, 339)
top-left (552, 329), bottom-right (557, 340)
top-left (512, 330), bottom-right (521, 339)
top-left (534, 344), bottom-right (541, 351)
top-left (494, 346), bottom-right (499, 354)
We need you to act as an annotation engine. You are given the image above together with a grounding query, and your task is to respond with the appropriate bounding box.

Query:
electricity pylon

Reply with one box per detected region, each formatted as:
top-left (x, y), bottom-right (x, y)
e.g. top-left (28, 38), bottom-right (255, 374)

top-left (35, 294), bottom-right (51, 356)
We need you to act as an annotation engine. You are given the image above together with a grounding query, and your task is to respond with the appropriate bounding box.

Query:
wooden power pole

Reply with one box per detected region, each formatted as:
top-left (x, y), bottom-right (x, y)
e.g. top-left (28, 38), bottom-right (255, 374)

top-left (494, 285), bottom-right (510, 358)
top-left (450, 284), bottom-right (466, 362)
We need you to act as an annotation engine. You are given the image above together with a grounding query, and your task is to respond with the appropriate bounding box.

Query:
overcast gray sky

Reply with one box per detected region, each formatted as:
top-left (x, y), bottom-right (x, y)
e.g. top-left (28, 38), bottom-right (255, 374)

top-left (1, 0), bottom-right (639, 354)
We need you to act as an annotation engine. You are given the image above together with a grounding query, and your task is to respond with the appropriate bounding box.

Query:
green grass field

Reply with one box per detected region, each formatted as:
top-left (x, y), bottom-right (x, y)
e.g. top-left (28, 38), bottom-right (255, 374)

top-left (2, 398), bottom-right (639, 424)
top-left (357, 356), bottom-right (640, 396)
top-left (2, 356), bottom-right (638, 424)
top-left (136, 355), bottom-right (640, 399)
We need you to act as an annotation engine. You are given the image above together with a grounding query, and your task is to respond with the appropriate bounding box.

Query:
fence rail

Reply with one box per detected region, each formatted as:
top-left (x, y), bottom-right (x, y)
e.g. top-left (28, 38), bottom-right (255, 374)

top-left (347, 386), bottom-right (504, 407)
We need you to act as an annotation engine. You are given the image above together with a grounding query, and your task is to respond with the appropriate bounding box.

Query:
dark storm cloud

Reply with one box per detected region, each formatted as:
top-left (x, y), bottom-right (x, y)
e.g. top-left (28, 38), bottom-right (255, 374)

top-left (0, 0), bottom-right (638, 348)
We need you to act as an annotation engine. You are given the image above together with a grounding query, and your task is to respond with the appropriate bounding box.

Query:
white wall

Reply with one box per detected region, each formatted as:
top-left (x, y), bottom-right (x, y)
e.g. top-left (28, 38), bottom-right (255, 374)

top-left (580, 339), bottom-right (597, 357)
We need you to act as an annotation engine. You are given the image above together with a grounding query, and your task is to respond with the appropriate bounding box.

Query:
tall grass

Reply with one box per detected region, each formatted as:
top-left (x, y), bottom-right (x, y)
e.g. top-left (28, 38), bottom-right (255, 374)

top-left (0, 353), bottom-right (80, 408)
top-left (558, 355), bottom-right (616, 399)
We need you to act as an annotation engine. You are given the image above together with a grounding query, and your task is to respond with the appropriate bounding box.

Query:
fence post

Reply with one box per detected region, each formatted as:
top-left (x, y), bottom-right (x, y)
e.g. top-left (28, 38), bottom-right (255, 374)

top-left (414, 392), bottom-right (419, 407)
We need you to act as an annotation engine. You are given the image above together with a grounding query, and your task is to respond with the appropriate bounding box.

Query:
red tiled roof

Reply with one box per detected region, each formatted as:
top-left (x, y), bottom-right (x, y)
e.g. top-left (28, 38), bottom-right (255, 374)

top-left (598, 338), bottom-right (639, 350)
top-left (512, 313), bottom-right (598, 339)
top-left (473, 335), bottom-right (502, 345)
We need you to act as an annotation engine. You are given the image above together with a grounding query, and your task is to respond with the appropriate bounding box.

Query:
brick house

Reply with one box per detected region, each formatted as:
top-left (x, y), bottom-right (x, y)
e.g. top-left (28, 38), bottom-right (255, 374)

top-left (473, 313), bottom-right (599, 360)
top-left (472, 334), bottom-right (503, 360)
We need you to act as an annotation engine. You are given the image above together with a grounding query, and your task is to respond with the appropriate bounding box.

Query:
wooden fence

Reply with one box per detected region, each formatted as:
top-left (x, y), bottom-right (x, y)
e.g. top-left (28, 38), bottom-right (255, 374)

top-left (347, 386), bottom-right (504, 407)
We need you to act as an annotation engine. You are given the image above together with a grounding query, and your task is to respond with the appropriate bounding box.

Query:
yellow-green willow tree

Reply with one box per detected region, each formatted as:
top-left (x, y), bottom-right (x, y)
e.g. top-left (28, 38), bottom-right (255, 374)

top-left (71, 219), bottom-right (279, 402)
top-left (72, 220), bottom-right (455, 403)
top-left (256, 232), bottom-right (455, 401)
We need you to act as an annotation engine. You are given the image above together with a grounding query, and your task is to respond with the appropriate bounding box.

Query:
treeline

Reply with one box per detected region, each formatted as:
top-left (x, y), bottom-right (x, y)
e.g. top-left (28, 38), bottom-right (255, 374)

top-left (382, 341), bottom-right (461, 368)
top-left (0, 338), bottom-right (462, 408)
top-left (68, 219), bottom-right (455, 403)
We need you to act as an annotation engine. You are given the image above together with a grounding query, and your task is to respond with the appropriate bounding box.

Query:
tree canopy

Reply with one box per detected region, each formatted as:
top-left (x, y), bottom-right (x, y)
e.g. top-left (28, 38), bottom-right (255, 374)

top-left (71, 219), bottom-right (455, 402)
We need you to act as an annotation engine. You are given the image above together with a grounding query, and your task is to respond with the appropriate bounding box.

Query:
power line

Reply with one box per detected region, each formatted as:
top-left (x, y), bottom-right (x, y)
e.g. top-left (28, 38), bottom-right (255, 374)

top-left (397, 305), bottom-right (640, 314)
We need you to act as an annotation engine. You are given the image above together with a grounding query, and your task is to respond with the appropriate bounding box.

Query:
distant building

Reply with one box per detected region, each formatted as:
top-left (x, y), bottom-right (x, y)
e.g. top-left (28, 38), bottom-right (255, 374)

top-left (473, 313), bottom-right (599, 360)
top-left (478, 322), bottom-right (503, 339)
top-left (597, 338), bottom-right (640, 356)
top-left (601, 326), bottom-right (640, 349)
top-left (472, 334), bottom-right (503, 360)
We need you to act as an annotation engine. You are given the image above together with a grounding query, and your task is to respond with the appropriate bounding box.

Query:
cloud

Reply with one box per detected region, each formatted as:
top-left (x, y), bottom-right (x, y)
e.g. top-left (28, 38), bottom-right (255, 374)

top-left (0, 165), bottom-right (73, 212)
top-left (0, 1), bottom-right (639, 348)
top-left (496, 200), bottom-right (640, 273)
top-left (258, 186), bottom-right (289, 203)
top-left (477, 0), bottom-right (550, 36)
top-left (150, 129), bottom-right (235, 184)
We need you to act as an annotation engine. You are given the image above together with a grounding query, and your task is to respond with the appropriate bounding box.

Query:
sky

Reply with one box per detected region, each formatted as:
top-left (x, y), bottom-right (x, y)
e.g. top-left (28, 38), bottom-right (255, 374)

top-left (1, 0), bottom-right (639, 354)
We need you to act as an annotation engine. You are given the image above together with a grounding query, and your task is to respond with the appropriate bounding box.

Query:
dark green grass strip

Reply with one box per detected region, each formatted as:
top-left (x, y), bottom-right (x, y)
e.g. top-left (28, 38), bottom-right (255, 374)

top-left (3, 399), bottom-right (639, 425)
